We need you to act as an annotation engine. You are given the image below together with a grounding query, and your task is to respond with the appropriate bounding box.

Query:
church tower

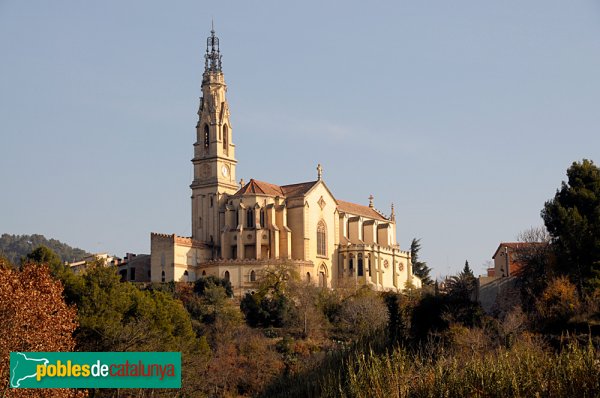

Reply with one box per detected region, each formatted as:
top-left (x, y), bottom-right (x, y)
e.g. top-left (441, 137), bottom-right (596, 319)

top-left (191, 27), bottom-right (238, 247)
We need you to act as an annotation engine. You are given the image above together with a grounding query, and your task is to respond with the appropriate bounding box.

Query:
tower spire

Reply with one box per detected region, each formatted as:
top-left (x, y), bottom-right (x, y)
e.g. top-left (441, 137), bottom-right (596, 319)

top-left (204, 24), bottom-right (222, 73)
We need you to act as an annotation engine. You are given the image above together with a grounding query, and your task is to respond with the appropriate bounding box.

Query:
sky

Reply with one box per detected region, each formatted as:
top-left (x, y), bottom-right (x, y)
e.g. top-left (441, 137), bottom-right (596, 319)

top-left (1, 1), bottom-right (599, 278)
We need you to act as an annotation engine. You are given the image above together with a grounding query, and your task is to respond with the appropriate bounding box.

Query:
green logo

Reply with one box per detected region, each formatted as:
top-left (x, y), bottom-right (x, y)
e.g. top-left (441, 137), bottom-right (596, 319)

top-left (10, 352), bottom-right (181, 389)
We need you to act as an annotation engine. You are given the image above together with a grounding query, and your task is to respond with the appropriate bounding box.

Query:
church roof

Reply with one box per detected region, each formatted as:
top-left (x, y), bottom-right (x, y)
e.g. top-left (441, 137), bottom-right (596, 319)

top-left (337, 200), bottom-right (388, 221)
top-left (281, 181), bottom-right (319, 197)
top-left (234, 179), bottom-right (319, 198)
top-left (235, 179), bottom-right (389, 221)
top-left (236, 179), bottom-right (284, 196)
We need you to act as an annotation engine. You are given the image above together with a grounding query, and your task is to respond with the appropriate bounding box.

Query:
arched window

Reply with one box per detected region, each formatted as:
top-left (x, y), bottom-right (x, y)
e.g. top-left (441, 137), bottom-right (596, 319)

top-left (247, 209), bottom-right (255, 228)
top-left (349, 258), bottom-right (354, 273)
top-left (202, 270), bottom-right (207, 276)
top-left (161, 270), bottom-right (165, 283)
top-left (223, 124), bottom-right (229, 154)
top-left (319, 264), bottom-right (327, 288)
top-left (203, 124), bottom-right (209, 150)
top-left (224, 270), bottom-right (230, 281)
top-left (259, 209), bottom-right (265, 228)
top-left (250, 270), bottom-right (256, 282)
top-left (307, 272), bottom-right (311, 282)
top-left (358, 254), bottom-right (364, 277)
top-left (317, 220), bottom-right (327, 256)
top-left (183, 270), bottom-right (189, 282)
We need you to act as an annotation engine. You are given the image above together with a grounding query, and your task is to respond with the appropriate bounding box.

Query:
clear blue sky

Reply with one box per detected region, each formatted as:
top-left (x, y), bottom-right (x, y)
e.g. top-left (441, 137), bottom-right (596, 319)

top-left (1, 1), bottom-right (599, 277)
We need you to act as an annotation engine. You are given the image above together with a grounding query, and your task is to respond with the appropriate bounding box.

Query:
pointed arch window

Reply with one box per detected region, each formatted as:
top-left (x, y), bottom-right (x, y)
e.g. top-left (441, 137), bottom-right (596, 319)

top-left (259, 209), bottom-right (265, 228)
top-left (203, 124), bottom-right (210, 150)
top-left (223, 124), bottom-right (229, 155)
top-left (161, 270), bottom-right (166, 283)
top-left (250, 270), bottom-right (256, 282)
top-left (317, 220), bottom-right (327, 256)
top-left (358, 254), bottom-right (364, 277)
top-left (247, 208), bottom-right (255, 228)
top-left (224, 270), bottom-right (230, 282)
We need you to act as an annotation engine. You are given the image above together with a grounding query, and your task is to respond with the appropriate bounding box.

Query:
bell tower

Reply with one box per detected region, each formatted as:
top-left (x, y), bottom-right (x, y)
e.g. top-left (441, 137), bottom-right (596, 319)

top-left (191, 27), bottom-right (238, 245)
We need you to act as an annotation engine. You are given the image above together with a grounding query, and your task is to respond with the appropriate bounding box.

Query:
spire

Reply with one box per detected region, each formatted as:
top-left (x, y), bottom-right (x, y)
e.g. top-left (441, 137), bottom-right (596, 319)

top-left (368, 195), bottom-right (374, 208)
top-left (390, 203), bottom-right (395, 221)
top-left (204, 23), bottom-right (222, 73)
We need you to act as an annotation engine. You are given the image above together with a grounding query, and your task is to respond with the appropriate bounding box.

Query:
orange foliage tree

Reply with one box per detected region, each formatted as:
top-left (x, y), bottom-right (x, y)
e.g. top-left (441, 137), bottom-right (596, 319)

top-left (0, 260), bottom-right (85, 397)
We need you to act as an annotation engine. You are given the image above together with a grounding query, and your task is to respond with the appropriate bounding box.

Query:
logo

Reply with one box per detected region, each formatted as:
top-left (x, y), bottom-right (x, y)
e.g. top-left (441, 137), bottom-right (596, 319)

top-left (10, 352), bottom-right (181, 389)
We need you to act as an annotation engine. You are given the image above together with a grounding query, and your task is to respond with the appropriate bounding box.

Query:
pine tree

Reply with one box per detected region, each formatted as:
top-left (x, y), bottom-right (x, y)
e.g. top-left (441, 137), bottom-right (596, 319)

top-left (410, 238), bottom-right (432, 285)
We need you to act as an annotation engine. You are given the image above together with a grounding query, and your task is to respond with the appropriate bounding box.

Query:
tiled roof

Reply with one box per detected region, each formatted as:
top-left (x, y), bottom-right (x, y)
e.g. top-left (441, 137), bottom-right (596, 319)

top-left (337, 200), bottom-right (388, 221)
top-left (281, 181), bottom-right (318, 197)
top-left (492, 242), bottom-right (548, 259)
top-left (235, 179), bottom-right (284, 196)
top-left (235, 179), bottom-right (318, 198)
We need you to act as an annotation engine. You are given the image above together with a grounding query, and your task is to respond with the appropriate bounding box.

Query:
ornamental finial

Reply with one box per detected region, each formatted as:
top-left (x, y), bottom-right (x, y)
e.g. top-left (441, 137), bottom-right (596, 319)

top-left (390, 203), bottom-right (395, 221)
top-left (317, 163), bottom-right (323, 180)
top-left (369, 195), bottom-right (374, 208)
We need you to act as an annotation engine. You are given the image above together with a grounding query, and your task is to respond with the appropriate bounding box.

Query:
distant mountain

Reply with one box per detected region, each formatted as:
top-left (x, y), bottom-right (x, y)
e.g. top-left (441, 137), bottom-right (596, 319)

top-left (0, 233), bottom-right (90, 266)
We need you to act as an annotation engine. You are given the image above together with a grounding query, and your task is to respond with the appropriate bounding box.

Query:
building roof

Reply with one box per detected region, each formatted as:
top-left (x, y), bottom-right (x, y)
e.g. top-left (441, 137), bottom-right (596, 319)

top-left (235, 178), bottom-right (389, 221)
top-left (337, 199), bottom-right (388, 221)
top-left (281, 181), bottom-right (319, 197)
top-left (235, 179), bottom-right (319, 198)
top-left (235, 179), bottom-right (284, 196)
top-left (492, 242), bottom-right (548, 259)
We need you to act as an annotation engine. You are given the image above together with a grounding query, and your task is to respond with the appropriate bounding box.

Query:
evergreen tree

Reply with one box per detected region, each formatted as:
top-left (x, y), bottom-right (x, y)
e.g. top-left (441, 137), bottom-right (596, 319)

top-left (410, 238), bottom-right (432, 285)
top-left (542, 159), bottom-right (600, 292)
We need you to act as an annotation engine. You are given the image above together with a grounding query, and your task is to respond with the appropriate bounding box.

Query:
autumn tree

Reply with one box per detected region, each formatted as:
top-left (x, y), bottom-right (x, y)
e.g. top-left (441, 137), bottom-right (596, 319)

top-left (410, 238), bottom-right (432, 285)
top-left (0, 259), bottom-right (85, 397)
top-left (542, 159), bottom-right (600, 293)
top-left (513, 226), bottom-right (553, 313)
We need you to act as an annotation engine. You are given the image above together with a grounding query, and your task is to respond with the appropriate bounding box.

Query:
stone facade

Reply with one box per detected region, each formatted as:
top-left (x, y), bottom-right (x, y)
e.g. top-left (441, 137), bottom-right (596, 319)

top-left (150, 29), bottom-right (421, 294)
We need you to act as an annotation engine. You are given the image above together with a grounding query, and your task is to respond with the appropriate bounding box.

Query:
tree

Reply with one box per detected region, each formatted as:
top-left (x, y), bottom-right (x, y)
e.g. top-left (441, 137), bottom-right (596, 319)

top-left (240, 264), bottom-right (299, 328)
top-left (0, 259), bottom-right (84, 397)
top-left (445, 261), bottom-right (476, 302)
top-left (541, 159), bottom-right (600, 293)
top-left (513, 226), bottom-right (553, 313)
top-left (410, 238), bottom-right (432, 285)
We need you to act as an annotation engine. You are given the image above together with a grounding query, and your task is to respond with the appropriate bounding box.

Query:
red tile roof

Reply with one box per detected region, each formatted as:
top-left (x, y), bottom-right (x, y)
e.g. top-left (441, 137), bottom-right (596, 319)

top-left (337, 200), bottom-right (388, 221)
top-left (234, 179), bottom-right (318, 198)
top-left (235, 179), bottom-right (390, 222)
top-left (492, 242), bottom-right (548, 259)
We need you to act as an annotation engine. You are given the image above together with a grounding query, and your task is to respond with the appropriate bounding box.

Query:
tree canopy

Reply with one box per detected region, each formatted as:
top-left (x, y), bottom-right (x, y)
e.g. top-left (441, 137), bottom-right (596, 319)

top-left (542, 159), bottom-right (600, 292)
top-left (0, 233), bottom-right (89, 266)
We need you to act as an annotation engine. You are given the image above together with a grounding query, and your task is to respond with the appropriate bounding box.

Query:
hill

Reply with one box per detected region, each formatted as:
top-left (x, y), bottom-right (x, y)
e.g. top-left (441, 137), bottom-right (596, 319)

top-left (0, 233), bottom-right (90, 265)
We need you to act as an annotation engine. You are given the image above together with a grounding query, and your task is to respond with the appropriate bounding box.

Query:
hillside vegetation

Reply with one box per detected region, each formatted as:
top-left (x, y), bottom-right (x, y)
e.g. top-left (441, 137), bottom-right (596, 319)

top-left (0, 233), bottom-right (89, 265)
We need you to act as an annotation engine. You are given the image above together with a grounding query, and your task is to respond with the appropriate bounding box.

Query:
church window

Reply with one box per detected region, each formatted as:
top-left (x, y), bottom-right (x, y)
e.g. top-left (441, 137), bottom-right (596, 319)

top-left (247, 209), bottom-right (255, 228)
top-left (317, 220), bottom-right (327, 256)
top-left (358, 254), bottom-right (364, 277)
top-left (130, 267), bottom-right (136, 281)
top-left (223, 124), bottom-right (229, 155)
top-left (224, 270), bottom-right (230, 281)
top-left (202, 270), bottom-right (207, 276)
top-left (349, 258), bottom-right (354, 273)
top-left (259, 209), bottom-right (265, 228)
top-left (161, 270), bottom-right (165, 283)
top-left (307, 272), bottom-right (311, 282)
top-left (183, 270), bottom-right (189, 282)
top-left (210, 196), bottom-right (213, 207)
top-left (204, 124), bottom-right (209, 150)
top-left (250, 270), bottom-right (256, 282)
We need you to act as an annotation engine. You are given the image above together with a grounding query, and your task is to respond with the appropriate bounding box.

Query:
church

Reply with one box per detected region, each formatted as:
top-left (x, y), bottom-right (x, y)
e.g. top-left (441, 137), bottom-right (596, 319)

top-left (150, 29), bottom-right (421, 294)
